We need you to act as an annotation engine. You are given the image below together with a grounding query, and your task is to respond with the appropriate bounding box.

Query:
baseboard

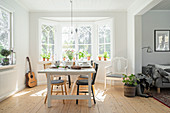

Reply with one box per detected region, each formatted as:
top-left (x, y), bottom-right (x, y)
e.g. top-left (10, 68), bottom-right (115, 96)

top-left (0, 85), bottom-right (26, 102)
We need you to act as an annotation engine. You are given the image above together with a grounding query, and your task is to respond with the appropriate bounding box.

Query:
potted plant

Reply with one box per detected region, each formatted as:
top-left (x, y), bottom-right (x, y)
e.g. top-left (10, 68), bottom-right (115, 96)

top-left (46, 53), bottom-right (51, 61)
top-left (78, 50), bottom-right (87, 60)
top-left (41, 53), bottom-right (46, 61)
top-left (63, 54), bottom-right (66, 61)
top-left (86, 54), bottom-right (91, 61)
top-left (103, 51), bottom-right (109, 61)
top-left (122, 74), bottom-right (139, 97)
top-left (0, 49), bottom-right (11, 65)
top-left (66, 50), bottom-right (74, 61)
top-left (98, 54), bottom-right (102, 61)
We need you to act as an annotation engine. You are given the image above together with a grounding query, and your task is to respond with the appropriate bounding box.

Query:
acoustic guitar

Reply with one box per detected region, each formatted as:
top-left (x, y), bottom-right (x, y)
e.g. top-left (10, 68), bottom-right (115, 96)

top-left (25, 57), bottom-right (37, 88)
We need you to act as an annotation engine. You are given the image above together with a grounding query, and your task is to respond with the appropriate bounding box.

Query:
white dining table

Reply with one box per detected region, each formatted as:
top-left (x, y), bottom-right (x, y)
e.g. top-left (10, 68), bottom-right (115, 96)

top-left (38, 68), bottom-right (96, 108)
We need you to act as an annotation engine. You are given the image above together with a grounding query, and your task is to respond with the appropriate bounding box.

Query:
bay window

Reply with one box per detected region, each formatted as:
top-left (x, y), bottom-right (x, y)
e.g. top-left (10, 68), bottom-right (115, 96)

top-left (39, 19), bottom-right (112, 61)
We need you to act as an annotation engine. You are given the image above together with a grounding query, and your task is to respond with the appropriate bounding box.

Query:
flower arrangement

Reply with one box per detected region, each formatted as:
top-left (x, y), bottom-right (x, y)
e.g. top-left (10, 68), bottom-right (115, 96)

top-left (65, 50), bottom-right (74, 61)
top-left (122, 74), bottom-right (138, 86)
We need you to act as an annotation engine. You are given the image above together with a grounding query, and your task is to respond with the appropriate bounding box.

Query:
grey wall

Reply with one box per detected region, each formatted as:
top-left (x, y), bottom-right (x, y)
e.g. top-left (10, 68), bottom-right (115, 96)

top-left (142, 11), bottom-right (170, 66)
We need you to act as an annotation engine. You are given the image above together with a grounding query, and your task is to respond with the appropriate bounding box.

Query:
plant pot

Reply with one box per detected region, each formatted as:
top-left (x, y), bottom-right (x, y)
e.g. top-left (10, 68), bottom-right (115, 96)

top-left (98, 57), bottom-right (101, 61)
top-left (43, 58), bottom-right (45, 61)
top-left (73, 57), bottom-right (75, 61)
top-left (87, 56), bottom-right (90, 61)
top-left (2, 58), bottom-right (9, 65)
top-left (104, 57), bottom-right (107, 61)
top-left (124, 85), bottom-right (136, 97)
top-left (63, 57), bottom-right (66, 61)
top-left (47, 58), bottom-right (49, 61)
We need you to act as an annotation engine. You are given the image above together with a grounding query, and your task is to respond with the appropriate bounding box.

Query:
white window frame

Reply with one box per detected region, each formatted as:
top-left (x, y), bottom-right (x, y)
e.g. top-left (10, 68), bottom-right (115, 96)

top-left (96, 19), bottom-right (113, 60)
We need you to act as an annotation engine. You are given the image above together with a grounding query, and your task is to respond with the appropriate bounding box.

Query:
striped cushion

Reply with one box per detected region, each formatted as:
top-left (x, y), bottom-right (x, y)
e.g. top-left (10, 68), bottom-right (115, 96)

top-left (51, 80), bottom-right (64, 84)
top-left (79, 75), bottom-right (88, 78)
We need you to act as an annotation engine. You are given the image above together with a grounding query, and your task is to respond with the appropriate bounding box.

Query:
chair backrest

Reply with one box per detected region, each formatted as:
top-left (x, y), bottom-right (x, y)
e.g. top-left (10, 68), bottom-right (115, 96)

top-left (92, 62), bottom-right (99, 85)
top-left (111, 57), bottom-right (128, 74)
top-left (43, 63), bottom-right (52, 78)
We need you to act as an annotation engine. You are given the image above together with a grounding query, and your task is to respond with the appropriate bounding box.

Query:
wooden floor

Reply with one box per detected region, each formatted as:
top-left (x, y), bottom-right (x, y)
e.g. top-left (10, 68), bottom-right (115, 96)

top-left (0, 83), bottom-right (169, 113)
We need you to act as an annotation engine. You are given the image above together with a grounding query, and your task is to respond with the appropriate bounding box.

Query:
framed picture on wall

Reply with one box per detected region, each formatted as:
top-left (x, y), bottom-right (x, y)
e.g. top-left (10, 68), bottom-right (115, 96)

top-left (154, 30), bottom-right (170, 52)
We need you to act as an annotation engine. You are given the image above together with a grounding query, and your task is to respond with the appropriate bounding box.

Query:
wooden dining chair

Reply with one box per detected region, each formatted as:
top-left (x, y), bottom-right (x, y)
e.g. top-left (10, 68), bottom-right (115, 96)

top-left (76, 62), bottom-right (99, 104)
top-left (44, 63), bottom-right (67, 104)
top-left (78, 60), bottom-right (95, 95)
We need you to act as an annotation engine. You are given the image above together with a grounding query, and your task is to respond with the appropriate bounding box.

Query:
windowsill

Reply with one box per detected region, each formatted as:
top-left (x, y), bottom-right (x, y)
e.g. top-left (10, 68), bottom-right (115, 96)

top-left (0, 65), bottom-right (16, 70)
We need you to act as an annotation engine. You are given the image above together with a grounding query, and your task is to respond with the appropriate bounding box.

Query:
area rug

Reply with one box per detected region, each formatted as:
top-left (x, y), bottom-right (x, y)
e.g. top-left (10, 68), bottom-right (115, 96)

top-left (151, 88), bottom-right (170, 108)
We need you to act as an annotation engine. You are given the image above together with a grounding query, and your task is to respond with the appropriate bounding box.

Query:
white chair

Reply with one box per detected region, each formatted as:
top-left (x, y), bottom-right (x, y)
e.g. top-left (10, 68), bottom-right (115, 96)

top-left (104, 57), bottom-right (128, 89)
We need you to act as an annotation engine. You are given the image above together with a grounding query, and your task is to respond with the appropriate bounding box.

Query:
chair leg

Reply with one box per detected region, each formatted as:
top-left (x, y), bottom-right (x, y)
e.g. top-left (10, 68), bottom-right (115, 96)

top-left (61, 85), bottom-right (65, 104)
top-left (64, 83), bottom-right (67, 95)
top-left (45, 84), bottom-right (53, 104)
top-left (76, 85), bottom-right (79, 104)
top-left (92, 85), bottom-right (95, 96)
top-left (68, 75), bottom-right (71, 88)
top-left (44, 94), bottom-right (47, 104)
top-left (91, 86), bottom-right (96, 104)
top-left (51, 85), bottom-right (53, 95)
top-left (104, 78), bottom-right (107, 89)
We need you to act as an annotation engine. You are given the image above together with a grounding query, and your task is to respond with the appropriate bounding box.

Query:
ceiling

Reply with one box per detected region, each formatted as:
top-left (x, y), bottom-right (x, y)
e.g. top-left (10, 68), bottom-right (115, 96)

top-left (151, 0), bottom-right (170, 10)
top-left (16, 0), bottom-right (136, 12)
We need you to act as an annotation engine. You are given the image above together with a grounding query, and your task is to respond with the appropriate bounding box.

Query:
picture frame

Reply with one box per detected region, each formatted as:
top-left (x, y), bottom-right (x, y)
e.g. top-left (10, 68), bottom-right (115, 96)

top-left (154, 30), bottom-right (170, 52)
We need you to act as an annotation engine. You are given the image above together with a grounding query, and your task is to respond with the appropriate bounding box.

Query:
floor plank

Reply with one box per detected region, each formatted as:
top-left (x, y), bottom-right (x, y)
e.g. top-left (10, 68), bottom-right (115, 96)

top-left (0, 83), bottom-right (169, 113)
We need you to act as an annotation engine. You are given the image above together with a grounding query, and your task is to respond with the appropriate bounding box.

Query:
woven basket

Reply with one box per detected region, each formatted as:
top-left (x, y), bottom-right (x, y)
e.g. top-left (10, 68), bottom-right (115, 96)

top-left (124, 85), bottom-right (136, 97)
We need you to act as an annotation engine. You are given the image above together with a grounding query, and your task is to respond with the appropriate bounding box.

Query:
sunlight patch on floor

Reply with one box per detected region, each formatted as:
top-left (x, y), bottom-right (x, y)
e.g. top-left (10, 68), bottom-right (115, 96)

top-left (95, 88), bottom-right (106, 102)
top-left (13, 91), bottom-right (31, 97)
top-left (30, 88), bottom-right (47, 96)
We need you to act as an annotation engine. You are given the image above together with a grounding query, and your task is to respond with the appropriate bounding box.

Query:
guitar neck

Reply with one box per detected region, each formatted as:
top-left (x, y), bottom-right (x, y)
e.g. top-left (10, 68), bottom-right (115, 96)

top-left (26, 57), bottom-right (32, 73)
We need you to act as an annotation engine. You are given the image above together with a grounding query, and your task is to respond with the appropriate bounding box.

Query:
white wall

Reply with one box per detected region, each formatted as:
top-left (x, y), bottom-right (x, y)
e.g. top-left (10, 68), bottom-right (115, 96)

top-left (29, 11), bottom-right (127, 84)
top-left (0, 0), bottom-right (29, 101)
top-left (142, 11), bottom-right (170, 66)
top-left (127, 0), bottom-right (162, 74)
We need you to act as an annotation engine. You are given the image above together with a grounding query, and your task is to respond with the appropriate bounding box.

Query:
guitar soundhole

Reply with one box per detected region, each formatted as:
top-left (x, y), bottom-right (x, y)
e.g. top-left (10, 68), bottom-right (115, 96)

top-left (31, 75), bottom-right (33, 78)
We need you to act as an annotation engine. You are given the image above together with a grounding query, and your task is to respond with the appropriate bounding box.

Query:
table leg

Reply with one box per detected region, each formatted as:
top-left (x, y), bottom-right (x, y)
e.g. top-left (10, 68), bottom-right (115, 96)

top-left (88, 73), bottom-right (92, 107)
top-left (47, 73), bottom-right (51, 107)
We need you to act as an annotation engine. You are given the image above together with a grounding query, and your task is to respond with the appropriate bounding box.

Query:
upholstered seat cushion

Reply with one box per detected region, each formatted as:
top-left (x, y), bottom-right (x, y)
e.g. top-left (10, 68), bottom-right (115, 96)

top-left (76, 79), bottom-right (92, 85)
top-left (51, 80), bottom-right (64, 84)
top-left (79, 75), bottom-right (88, 78)
top-left (106, 74), bottom-right (123, 78)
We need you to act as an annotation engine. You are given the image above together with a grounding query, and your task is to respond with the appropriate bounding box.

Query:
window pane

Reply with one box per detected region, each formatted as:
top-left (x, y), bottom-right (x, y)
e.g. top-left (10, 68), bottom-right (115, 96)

top-left (99, 45), bottom-right (104, 54)
top-left (62, 27), bottom-right (75, 45)
top-left (42, 44), bottom-right (47, 54)
top-left (42, 29), bottom-right (48, 44)
top-left (0, 8), bottom-right (10, 29)
top-left (78, 45), bottom-right (91, 55)
top-left (0, 30), bottom-right (9, 49)
top-left (99, 27), bottom-right (104, 43)
top-left (78, 26), bottom-right (91, 44)
top-left (105, 27), bottom-right (111, 43)
top-left (63, 45), bottom-right (75, 49)
top-left (49, 30), bottom-right (54, 44)
top-left (49, 45), bottom-right (54, 58)
top-left (105, 44), bottom-right (111, 58)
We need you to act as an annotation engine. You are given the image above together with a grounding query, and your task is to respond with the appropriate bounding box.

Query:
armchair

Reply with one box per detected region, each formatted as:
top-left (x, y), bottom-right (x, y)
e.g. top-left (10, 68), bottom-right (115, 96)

top-left (104, 57), bottom-right (128, 89)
